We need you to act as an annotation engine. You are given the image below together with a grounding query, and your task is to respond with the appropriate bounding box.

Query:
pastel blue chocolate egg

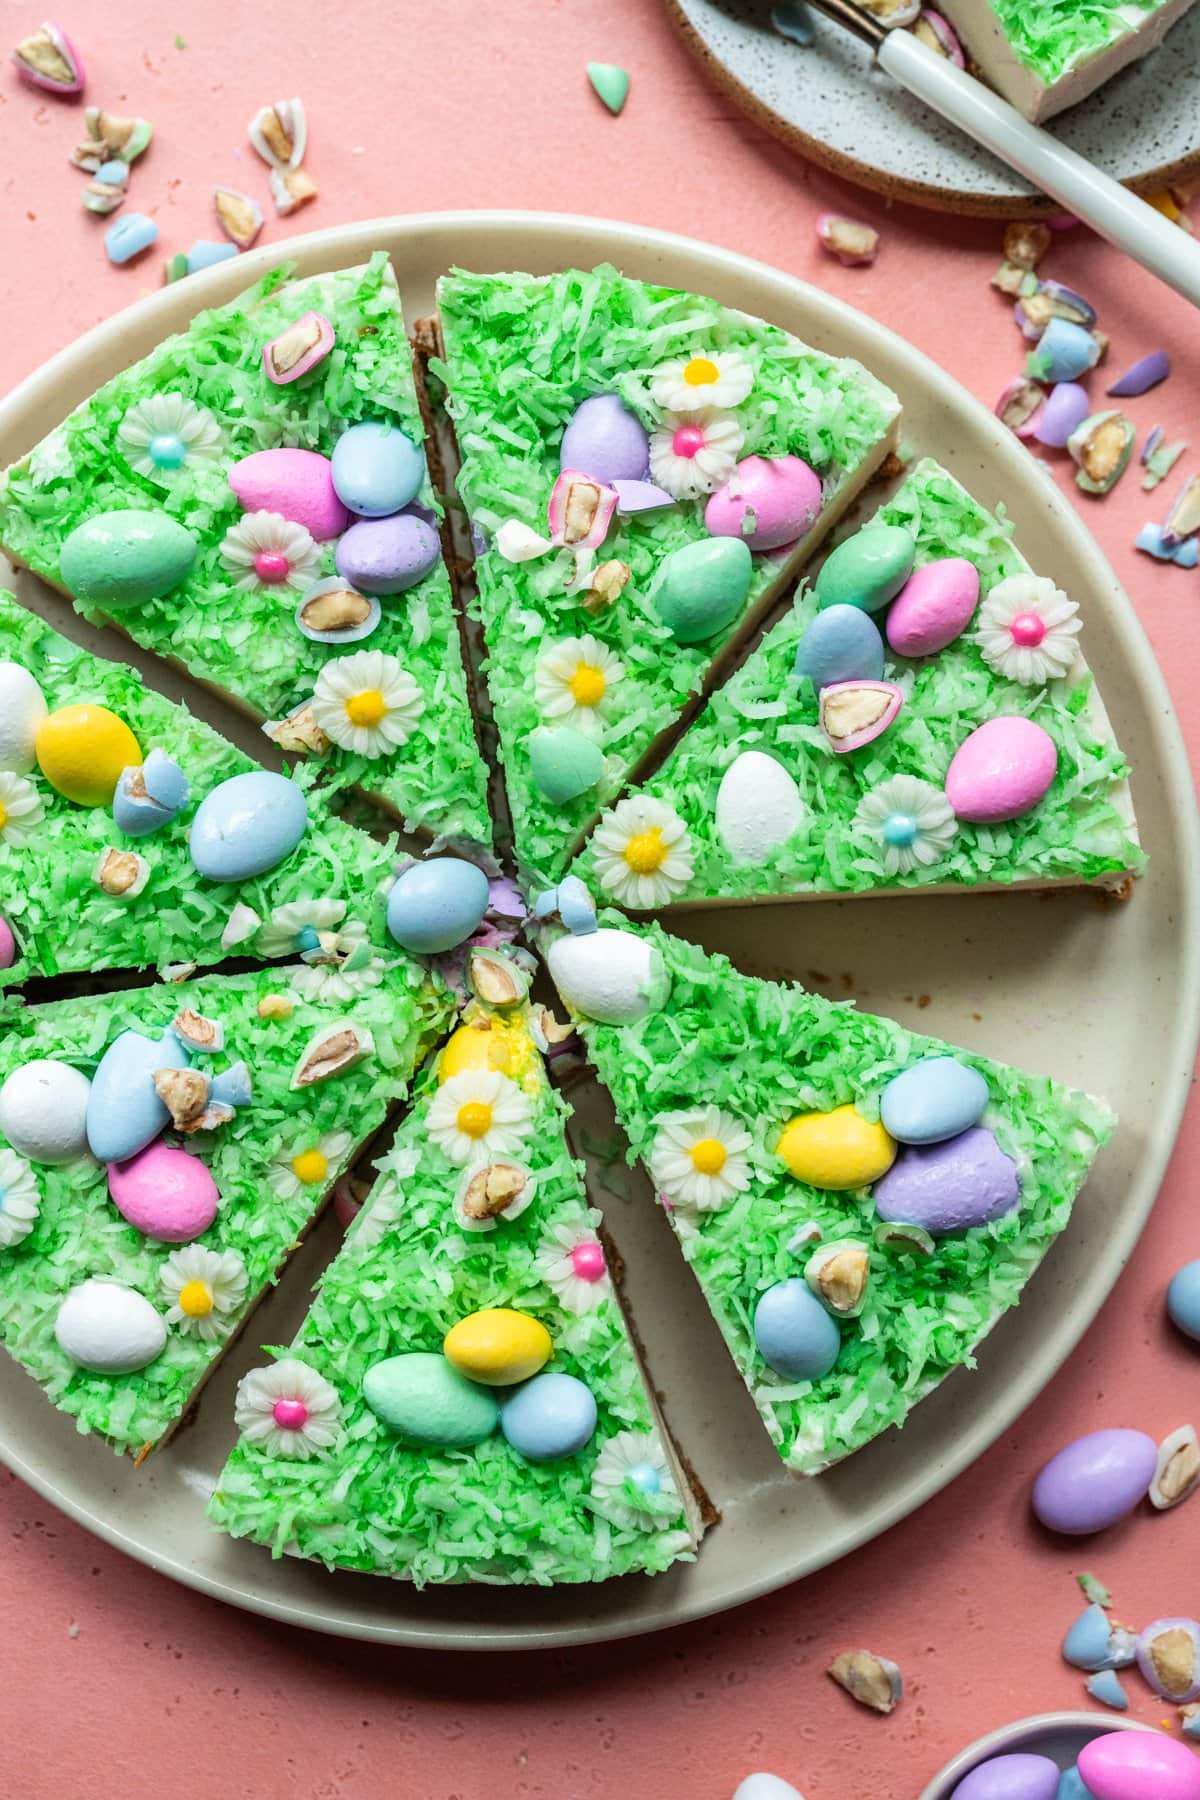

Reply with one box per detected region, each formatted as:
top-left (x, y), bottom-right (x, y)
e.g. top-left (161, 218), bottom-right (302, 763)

top-left (1167, 1259), bottom-right (1200, 1342)
top-left (872, 1126), bottom-right (1019, 1235)
top-left (815, 525), bottom-right (915, 614)
top-left (654, 537), bottom-right (752, 645)
top-left (59, 509), bottom-right (197, 608)
top-left (753, 1278), bottom-right (841, 1380)
top-left (950, 1754), bottom-right (1060, 1800)
top-left (500, 1372), bottom-right (598, 1462)
top-left (112, 749), bottom-right (189, 838)
top-left (86, 1027), bottom-right (190, 1163)
top-left (559, 394), bottom-right (650, 485)
top-left (335, 512), bottom-right (440, 595)
top-left (363, 1352), bottom-right (499, 1448)
top-left (1056, 1768), bottom-right (1092, 1799)
top-left (793, 604), bottom-right (885, 688)
top-left (879, 1058), bottom-right (989, 1146)
top-left (386, 857), bottom-right (490, 954)
top-left (1031, 1427), bottom-right (1157, 1535)
top-left (189, 771), bottom-right (307, 881)
top-left (1063, 1603), bottom-right (1120, 1671)
top-left (331, 421), bottom-right (426, 518)
top-left (528, 725), bottom-right (604, 803)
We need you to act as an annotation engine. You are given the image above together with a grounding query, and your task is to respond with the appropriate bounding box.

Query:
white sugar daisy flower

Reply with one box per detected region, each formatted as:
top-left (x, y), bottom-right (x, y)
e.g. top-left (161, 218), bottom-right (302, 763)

top-left (648, 408), bottom-right (744, 500)
top-left (0, 1149), bottom-right (41, 1249)
top-left (219, 510), bottom-right (321, 593)
top-left (534, 634), bottom-right (624, 737)
top-left (268, 1130), bottom-right (354, 1201)
top-left (976, 574), bottom-right (1082, 686)
top-left (310, 650), bottom-right (425, 757)
top-left (591, 795), bottom-right (695, 909)
top-left (590, 1429), bottom-right (681, 1532)
top-left (289, 954), bottom-right (384, 1004)
top-left (649, 1106), bottom-right (753, 1212)
top-left (257, 897), bottom-right (349, 959)
top-left (651, 351), bottom-right (754, 414)
top-left (426, 1069), bottom-right (534, 1168)
top-left (856, 773), bottom-right (958, 876)
top-left (159, 1245), bottom-right (248, 1341)
top-left (117, 393), bottom-right (222, 482)
top-left (532, 1217), bottom-right (611, 1313)
top-left (0, 772), bottom-right (44, 847)
top-left (28, 428), bottom-right (73, 488)
top-left (234, 1357), bottom-right (342, 1460)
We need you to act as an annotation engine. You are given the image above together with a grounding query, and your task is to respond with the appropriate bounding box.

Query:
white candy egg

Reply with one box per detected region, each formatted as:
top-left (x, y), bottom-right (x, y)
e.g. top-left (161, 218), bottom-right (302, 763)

top-left (0, 1059), bottom-right (91, 1164)
top-left (54, 1279), bottom-right (167, 1373)
top-left (546, 928), bottom-right (668, 1025)
top-left (732, 1777), bottom-right (807, 1800)
top-left (715, 751), bottom-right (806, 865)
top-left (0, 663), bottom-right (48, 774)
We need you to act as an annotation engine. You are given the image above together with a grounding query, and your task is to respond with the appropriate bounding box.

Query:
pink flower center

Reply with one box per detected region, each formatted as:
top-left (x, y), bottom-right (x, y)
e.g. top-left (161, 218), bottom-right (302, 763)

top-left (671, 423), bottom-right (706, 459)
top-left (254, 549), bottom-right (292, 584)
top-left (272, 1398), bottom-right (309, 1430)
top-left (1010, 610), bottom-right (1046, 647)
top-left (570, 1241), bottom-right (606, 1283)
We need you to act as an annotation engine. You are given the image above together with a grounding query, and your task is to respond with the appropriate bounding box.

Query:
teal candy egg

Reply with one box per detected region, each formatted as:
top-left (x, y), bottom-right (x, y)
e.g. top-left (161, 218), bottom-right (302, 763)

top-left (386, 857), bottom-right (490, 954)
top-left (189, 771), bottom-right (307, 881)
top-left (59, 510), bottom-right (198, 608)
top-left (815, 525), bottom-right (915, 614)
top-left (528, 726), bottom-right (604, 803)
top-left (500, 1372), bottom-right (598, 1461)
top-left (880, 1058), bottom-right (989, 1146)
top-left (331, 421), bottom-right (426, 518)
top-left (1167, 1260), bottom-right (1200, 1342)
top-left (793, 604), bottom-right (885, 688)
top-left (654, 537), bottom-right (752, 644)
top-left (86, 1027), bottom-right (190, 1164)
top-left (363, 1351), bottom-right (499, 1447)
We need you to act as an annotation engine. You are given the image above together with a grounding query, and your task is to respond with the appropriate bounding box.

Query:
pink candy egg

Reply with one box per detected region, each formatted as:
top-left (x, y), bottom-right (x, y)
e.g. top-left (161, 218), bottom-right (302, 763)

top-left (229, 449), bottom-right (350, 542)
top-left (705, 455), bottom-right (822, 552)
top-left (1077, 1730), bottom-right (1200, 1800)
top-left (886, 557), bottom-right (980, 657)
top-left (0, 916), bottom-right (16, 971)
top-left (108, 1140), bottom-right (219, 1243)
top-left (945, 716), bottom-right (1057, 823)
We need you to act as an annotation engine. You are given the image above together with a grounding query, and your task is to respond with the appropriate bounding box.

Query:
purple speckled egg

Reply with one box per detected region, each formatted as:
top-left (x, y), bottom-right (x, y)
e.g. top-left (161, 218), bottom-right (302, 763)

top-left (1078, 1730), bottom-right (1200, 1800)
top-left (705, 455), bottom-right (822, 552)
top-left (335, 512), bottom-right (441, 595)
top-left (945, 716), bottom-right (1057, 824)
top-left (559, 395), bottom-right (649, 485)
top-left (872, 1126), bottom-right (1019, 1235)
top-left (108, 1140), bottom-right (219, 1242)
top-left (1031, 1428), bottom-right (1158, 1534)
top-left (0, 916), bottom-right (15, 970)
top-left (950, 1753), bottom-right (1060, 1800)
top-left (229, 448), bottom-right (350, 542)
top-left (886, 557), bottom-right (980, 657)
top-left (1032, 381), bottom-right (1091, 449)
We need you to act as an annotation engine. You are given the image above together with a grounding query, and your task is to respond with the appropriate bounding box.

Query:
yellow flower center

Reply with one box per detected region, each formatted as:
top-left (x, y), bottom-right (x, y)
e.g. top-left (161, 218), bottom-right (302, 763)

top-left (683, 356), bottom-right (720, 387)
top-left (690, 1138), bottom-right (727, 1176)
top-left (457, 1100), bottom-right (494, 1139)
top-left (568, 663), bottom-right (606, 708)
top-left (0, 803), bottom-right (8, 832)
top-left (292, 1148), bottom-right (329, 1185)
top-left (623, 828), bottom-right (666, 874)
top-left (345, 689), bottom-right (387, 727)
top-left (178, 1279), bottom-right (214, 1318)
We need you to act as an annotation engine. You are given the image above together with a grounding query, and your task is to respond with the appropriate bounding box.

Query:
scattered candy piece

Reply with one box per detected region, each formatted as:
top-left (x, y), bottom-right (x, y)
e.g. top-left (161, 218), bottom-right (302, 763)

top-left (1167, 1259), bottom-right (1200, 1341)
top-left (386, 858), bottom-right (490, 955)
top-left (1107, 350), bottom-right (1170, 397)
top-left (70, 109), bottom-right (152, 171)
top-left (0, 917), bottom-right (16, 970)
top-left (1146, 188), bottom-right (1186, 223)
top-left (1149, 1425), bottom-right (1200, 1511)
top-left (1078, 1571), bottom-right (1114, 1607)
top-left (262, 310), bottom-right (335, 385)
top-left (770, 1), bottom-right (816, 43)
top-left (732, 1778), bottom-right (806, 1800)
top-left (0, 1058), bottom-right (91, 1163)
top-left (443, 1307), bottom-right (552, 1387)
top-left (1085, 1669), bottom-right (1129, 1710)
top-left (911, 9), bottom-right (964, 63)
top-left (944, 716), bottom-right (1057, 824)
top-left (1143, 439), bottom-right (1187, 490)
top-left (816, 213), bottom-right (879, 267)
top-left (1003, 220), bottom-right (1052, 269)
top-left (586, 61), bottom-right (629, 114)
top-left (862, 0), bottom-right (919, 22)
top-left (11, 18), bottom-right (84, 93)
top-left (81, 169), bottom-right (127, 214)
top-left (213, 186), bottom-right (263, 249)
top-left (1142, 425), bottom-right (1164, 465)
top-left (1026, 318), bottom-right (1103, 384)
top-left (1016, 280), bottom-right (1096, 339)
top-left (1164, 474), bottom-right (1200, 542)
top-left (1068, 411), bottom-right (1135, 496)
top-left (995, 376), bottom-right (1046, 439)
top-left (105, 212), bottom-right (158, 267)
top-left (991, 261), bottom-right (1039, 297)
top-left (1137, 1619), bottom-right (1200, 1702)
top-left (269, 165), bottom-right (318, 216)
top-left (1032, 380), bottom-right (1090, 449)
top-left (164, 240), bottom-right (238, 283)
top-left (1031, 1428), bottom-right (1158, 1535)
top-left (1181, 1703), bottom-right (1200, 1741)
top-left (827, 1649), bottom-right (902, 1714)
top-left (1140, 526), bottom-right (1200, 571)
top-left (55, 1280), bottom-right (165, 1373)
top-left (1062, 1603), bottom-right (1136, 1671)
top-left (248, 98), bottom-right (306, 168)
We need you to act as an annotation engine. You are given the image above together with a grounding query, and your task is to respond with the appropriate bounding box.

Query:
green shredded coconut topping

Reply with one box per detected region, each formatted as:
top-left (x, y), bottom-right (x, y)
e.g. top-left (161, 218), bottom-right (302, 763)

top-left (572, 459), bottom-right (1143, 905)
top-left (563, 918), bottom-right (1114, 1474)
top-left (0, 256), bottom-right (491, 848)
top-left (210, 1005), bottom-right (695, 1584)
top-left (976, 0), bottom-right (1176, 82)
top-left (0, 961), bottom-right (447, 1455)
top-left (436, 265), bottom-right (899, 887)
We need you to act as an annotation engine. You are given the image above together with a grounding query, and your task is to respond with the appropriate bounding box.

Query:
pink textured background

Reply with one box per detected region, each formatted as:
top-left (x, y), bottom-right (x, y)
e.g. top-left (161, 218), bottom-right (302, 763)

top-left (2, 5), bottom-right (1199, 1797)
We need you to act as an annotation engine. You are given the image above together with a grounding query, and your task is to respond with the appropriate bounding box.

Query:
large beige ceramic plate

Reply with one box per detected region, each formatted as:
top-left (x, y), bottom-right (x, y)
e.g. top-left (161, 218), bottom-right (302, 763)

top-left (0, 212), bottom-right (1196, 1650)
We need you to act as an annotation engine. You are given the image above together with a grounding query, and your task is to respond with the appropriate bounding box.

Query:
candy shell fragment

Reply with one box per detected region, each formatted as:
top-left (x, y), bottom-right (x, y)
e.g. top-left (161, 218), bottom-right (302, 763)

top-left (1137, 1618), bottom-right (1200, 1701)
top-left (269, 165), bottom-right (318, 216)
top-left (164, 240), bottom-right (238, 283)
top-left (1144, 438), bottom-right (1187, 491)
top-left (827, 1649), bottom-right (902, 1714)
top-left (295, 579), bottom-right (380, 645)
top-left (1149, 1425), bottom-right (1200, 1511)
top-left (263, 311), bottom-right (334, 385)
top-left (771, 1), bottom-right (816, 43)
top-left (1026, 318), bottom-right (1102, 383)
top-left (1086, 1670), bottom-right (1129, 1710)
top-left (806, 1241), bottom-right (870, 1316)
top-left (912, 10), bottom-right (964, 63)
top-left (81, 176), bottom-right (126, 215)
top-left (1063, 1603), bottom-right (1136, 1672)
top-left (105, 213), bottom-right (158, 267)
top-left (1164, 475), bottom-right (1200, 542)
top-left (1003, 220), bottom-right (1051, 269)
top-left (71, 110), bottom-right (151, 171)
top-left (1016, 281), bottom-right (1096, 339)
top-left (214, 186), bottom-right (263, 249)
top-left (586, 61), bottom-right (629, 114)
top-left (816, 213), bottom-right (879, 266)
top-left (1068, 411), bottom-right (1135, 495)
top-left (991, 262), bottom-right (1039, 297)
top-left (1032, 380), bottom-right (1090, 449)
top-left (248, 98), bottom-right (306, 168)
top-left (863, 0), bottom-right (920, 21)
top-left (291, 1024), bottom-right (374, 1089)
top-left (818, 679), bottom-right (903, 753)
top-left (93, 846), bottom-right (149, 898)
top-left (12, 19), bottom-right (84, 93)
top-left (995, 376), bottom-right (1045, 439)
top-left (1107, 350), bottom-right (1169, 397)
top-left (548, 471), bottom-right (618, 550)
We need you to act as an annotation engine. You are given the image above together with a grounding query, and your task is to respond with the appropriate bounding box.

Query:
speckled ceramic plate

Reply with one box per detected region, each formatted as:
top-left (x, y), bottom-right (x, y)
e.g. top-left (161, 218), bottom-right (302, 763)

top-left (669, 0), bottom-right (1200, 215)
top-left (0, 213), bottom-right (1196, 1649)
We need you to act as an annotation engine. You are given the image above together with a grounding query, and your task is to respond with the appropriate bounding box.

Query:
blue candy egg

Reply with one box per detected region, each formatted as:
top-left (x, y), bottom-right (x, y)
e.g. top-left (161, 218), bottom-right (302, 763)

top-left (87, 1027), bottom-right (189, 1163)
top-left (793, 604), bottom-right (885, 689)
top-left (331, 421), bottom-right (426, 518)
top-left (879, 1057), bottom-right (989, 1146)
top-left (500, 1372), bottom-right (598, 1462)
top-left (189, 771), bottom-right (307, 882)
top-left (753, 1278), bottom-right (842, 1380)
top-left (1168, 1259), bottom-right (1200, 1342)
top-left (386, 858), bottom-right (490, 955)
top-left (559, 394), bottom-right (650, 485)
top-left (112, 749), bottom-right (189, 838)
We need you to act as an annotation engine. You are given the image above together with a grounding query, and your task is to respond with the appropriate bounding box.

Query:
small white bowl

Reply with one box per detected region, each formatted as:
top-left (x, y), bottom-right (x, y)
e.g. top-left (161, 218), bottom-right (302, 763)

top-left (921, 1711), bottom-right (1157, 1798)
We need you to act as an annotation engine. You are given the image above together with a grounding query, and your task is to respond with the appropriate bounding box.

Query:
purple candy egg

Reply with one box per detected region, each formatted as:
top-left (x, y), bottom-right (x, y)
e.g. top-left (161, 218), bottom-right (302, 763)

top-left (1033, 381), bottom-right (1091, 449)
top-left (950, 1753), bottom-right (1060, 1800)
top-left (1031, 1427), bottom-right (1158, 1535)
top-left (0, 916), bottom-right (15, 970)
top-left (335, 512), bottom-right (440, 596)
top-left (559, 395), bottom-right (650, 485)
top-left (872, 1126), bottom-right (1019, 1235)
top-left (1107, 350), bottom-right (1170, 398)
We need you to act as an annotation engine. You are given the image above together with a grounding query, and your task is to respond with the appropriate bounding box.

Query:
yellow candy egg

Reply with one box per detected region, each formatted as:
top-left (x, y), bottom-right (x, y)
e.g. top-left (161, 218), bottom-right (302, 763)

top-left (776, 1104), bottom-right (896, 1190)
top-left (443, 1308), bottom-right (552, 1387)
top-left (438, 1020), bottom-right (521, 1084)
top-left (35, 703), bottom-right (141, 807)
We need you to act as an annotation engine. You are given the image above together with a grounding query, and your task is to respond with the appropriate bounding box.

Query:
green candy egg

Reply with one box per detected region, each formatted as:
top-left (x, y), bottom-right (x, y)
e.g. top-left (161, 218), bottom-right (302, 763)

top-left (654, 536), bottom-right (752, 645)
top-left (528, 725), bottom-right (604, 803)
top-left (362, 1351), bottom-right (499, 1448)
top-left (59, 509), bottom-right (198, 609)
top-left (815, 525), bottom-right (915, 614)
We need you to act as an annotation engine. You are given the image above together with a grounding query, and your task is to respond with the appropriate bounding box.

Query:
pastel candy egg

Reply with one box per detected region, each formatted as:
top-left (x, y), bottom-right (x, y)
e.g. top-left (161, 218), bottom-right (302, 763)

top-left (439, 1021), bottom-right (521, 1083)
top-left (753, 1278), bottom-right (841, 1379)
top-left (1077, 1730), bottom-right (1200, 1800)
top-left (793, 605), bottom-right (885, 689)
top-left (112, 749), bottom-right (189, 837)
top-left (945, 716), bottom-right (1058, 824)
top-left (0, 1059), bottom-right (91, 1163)
top-left (0, 917), bottom-right (15, 970)
top-left (386, 857), bottom-right (490, 954)
top-left (547, 927), bottom-right (669, 1025)
top-left (107, 1140), bottom-right (219, 1242)
top-left (87, 1027), bottom-right (189, 1164)
top-left (1031, 1427), bottom-right (1158, 1534)
top-left (331, 421), bottom-right (426, 518)
top-left (54, 1279), bottom-right (166, 1374)
top-left (363, 1351), bottom-right (500, 1447)
top-left (715, 750), bottom-right (806, 863)
top-left (228, 448), bottom-right (350, 541)
top-left (733, 1778), bottom-right (806, 1800)
top-left (1168, 1259), bottom-right (1200, 1341)
top-left (1136, 1619), bottom-right (1200, 1701)
top-left (443, 1308), bottom-right (552, 1387)
top-left (885, 557), bottom-right (981, 657)
top-left (776, 1106), bottom-right (896, 1190)
top-left (189, 771), bottom-right (307, 881)
top-left (816, 525), bottom-right (915, 614)
top-left (950, 1754), bottom-right (1060, 1800)
top-left (559, 395), bottom-right (650, 485)
top-left (879, 1058), bottom-right (989, 1145)
top-left (873, 1126), bottom-right (1019, 1234)
top-left (705, 455), bottom-right (822, 551)
top-left (59, 509), bottom-right (197, 608)
top-left (335, 512), bottom-right (440, 596)
top-left (500, 1371), bottom-right (598, 1461)
top-left (36, 703), bottom-right (141, 807)
top-left (654, 537), bottom-right (753, 644)
top-left (0, 663), bottom-right (48, 774)
top-left (528, 726), bottom-right (605, 804)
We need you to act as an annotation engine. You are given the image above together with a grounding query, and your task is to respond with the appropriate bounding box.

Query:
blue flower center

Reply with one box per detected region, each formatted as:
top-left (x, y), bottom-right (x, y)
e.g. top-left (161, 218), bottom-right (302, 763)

top-left (628, 1462), bottom-right (661, 1495)
top-left (295, 925), bottom-right (322, 954)
top-left (882, 812), bottom-right (918, 847)
top-left (149, 432), bottom-right (187, 469)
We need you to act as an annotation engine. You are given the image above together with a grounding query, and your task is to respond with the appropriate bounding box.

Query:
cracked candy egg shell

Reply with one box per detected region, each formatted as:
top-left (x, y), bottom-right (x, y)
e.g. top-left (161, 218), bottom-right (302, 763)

top-left (86, 1027), bottom-right (189, 1165)
top-left (0, 1059), bottom-right (91, 1164)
